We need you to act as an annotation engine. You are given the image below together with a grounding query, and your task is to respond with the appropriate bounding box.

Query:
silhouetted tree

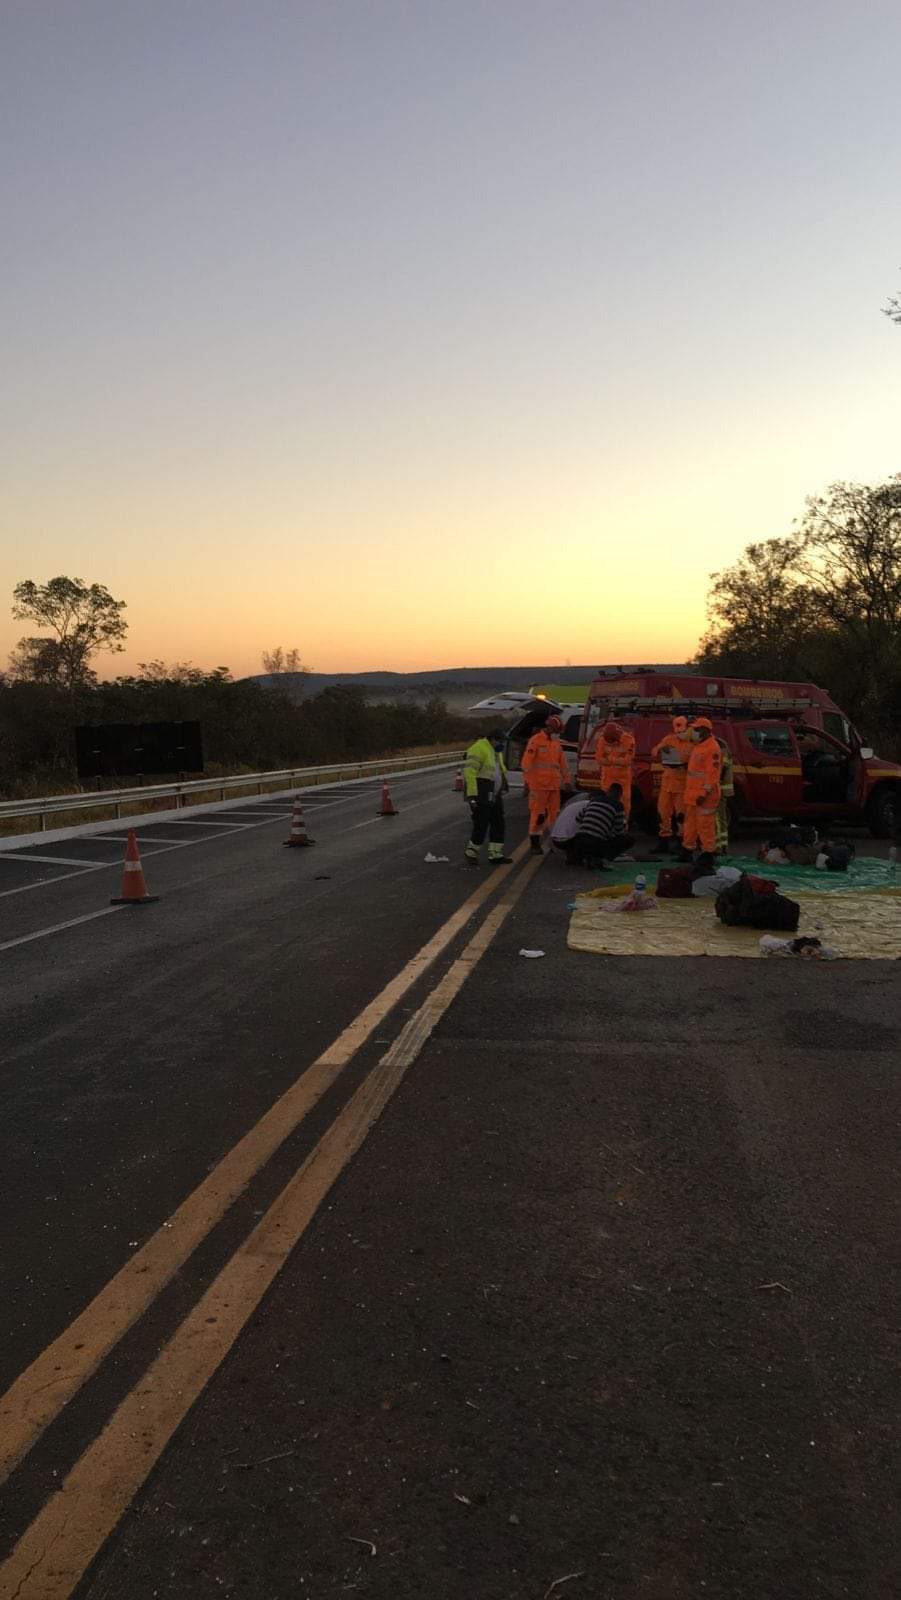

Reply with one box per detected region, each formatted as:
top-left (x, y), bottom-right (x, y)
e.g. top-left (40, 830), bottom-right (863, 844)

top-left (695, 538), bottom-right (823, 679)
top-left (261, 645), bottom-right (311, 675)
top-left (11, 576), bottom-right (127, 690)
top-left (695, 475), bottom-right (901, 741)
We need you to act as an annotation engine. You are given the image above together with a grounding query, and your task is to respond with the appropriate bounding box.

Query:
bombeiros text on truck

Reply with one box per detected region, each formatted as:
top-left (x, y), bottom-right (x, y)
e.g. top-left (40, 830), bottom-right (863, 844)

top-left (576, 672), bottom-right (901, 838)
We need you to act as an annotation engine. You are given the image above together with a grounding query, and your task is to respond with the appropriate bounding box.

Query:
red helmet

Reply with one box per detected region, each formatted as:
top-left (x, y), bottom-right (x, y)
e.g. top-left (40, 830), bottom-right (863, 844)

top-left (601, 720), bottom-right (623, 744)
top-left (691, 716), bottom-right (713, 733)
top-left (545, 714), bottom-right (564, 734)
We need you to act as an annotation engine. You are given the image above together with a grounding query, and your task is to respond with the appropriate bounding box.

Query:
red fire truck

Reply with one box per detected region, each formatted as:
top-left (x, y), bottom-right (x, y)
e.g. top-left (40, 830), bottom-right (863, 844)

top-left (576, 671), bottom-right (901, 837)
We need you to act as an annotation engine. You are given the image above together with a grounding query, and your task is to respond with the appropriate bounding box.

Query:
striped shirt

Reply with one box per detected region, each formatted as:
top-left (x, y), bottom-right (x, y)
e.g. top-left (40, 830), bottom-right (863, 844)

top-left (576, 792), bottom-right (626, 842)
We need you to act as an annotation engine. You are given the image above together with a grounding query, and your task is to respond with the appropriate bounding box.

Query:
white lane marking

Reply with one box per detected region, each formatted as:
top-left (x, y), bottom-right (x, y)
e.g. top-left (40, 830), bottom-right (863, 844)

top-left (0, 844), bottom-right (526, 1512)
top-left (0, 777), bottom-right (456, 913)
top-left (196, 813), bottom-right (293, 823)
top-left (352, 792), bottom-right (451, 830)
top-left (0, 870), bottom-right (99, 900)
top-left (0, 761), bottom-right (458, 853)
top-left (279, 790), bottom-right (388, 807)
top-left (92, 835), bottom-right (216, 846)
top-left (124, 819), bottom-right (253, 830)
top-left (0, 821), bottom-right (283, 898)
top-left (0, 906), bottom-right (123, 952)
top-left (0, 853), bottom-right (117, 868)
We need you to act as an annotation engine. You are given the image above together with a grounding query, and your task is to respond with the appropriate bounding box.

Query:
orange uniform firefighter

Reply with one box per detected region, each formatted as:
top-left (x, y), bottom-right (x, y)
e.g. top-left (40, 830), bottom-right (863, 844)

top-left (521, 714), bottom-right (570, 854)
top-left (592, 721), bottom-right (636, 818)
top-left (680, 717), bottom-right (723, 856)
top-left (650, 714), bottom-right (693, 853)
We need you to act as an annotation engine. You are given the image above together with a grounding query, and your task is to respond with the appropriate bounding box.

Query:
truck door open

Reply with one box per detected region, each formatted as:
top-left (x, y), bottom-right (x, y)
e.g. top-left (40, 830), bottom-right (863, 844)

top-left (795, 723), bottom-right (856, 813)
top-left (737, 722), bottom-right (804, 813)
top-left (504, 708), bottom-right (548, 776)
top-left (505, 707), bottom-right (581, 789)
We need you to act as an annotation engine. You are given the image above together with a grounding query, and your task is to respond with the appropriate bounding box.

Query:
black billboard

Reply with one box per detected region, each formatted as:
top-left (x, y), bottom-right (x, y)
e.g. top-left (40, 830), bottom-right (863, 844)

top-left (75, 721), bottom-right (204, 782)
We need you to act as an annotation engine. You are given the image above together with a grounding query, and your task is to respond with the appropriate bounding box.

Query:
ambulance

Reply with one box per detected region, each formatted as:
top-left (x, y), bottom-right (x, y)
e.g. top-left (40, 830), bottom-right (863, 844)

top-left (576, 671), bottom-right (901, 837)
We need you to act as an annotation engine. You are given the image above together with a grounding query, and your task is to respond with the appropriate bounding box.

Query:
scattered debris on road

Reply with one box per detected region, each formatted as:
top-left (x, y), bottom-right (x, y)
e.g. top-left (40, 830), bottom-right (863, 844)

top-left (543, 1572), bottom-right (586, 1598)
top-left (755, 1280), bottom-right (792, 1294)
top-left (233, 1448), bottom-right (295, 1470)
top-left (518, 948), bottom-right (545, 958)
top-left (347, 1537), bottom-right (377, 1557)
top-left (759, 934), bottom-right (840, 958)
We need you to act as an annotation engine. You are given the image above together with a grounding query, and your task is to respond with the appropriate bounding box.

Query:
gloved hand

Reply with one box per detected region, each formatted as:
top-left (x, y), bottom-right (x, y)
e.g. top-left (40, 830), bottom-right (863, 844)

top-left (468, 797), bottom-right (478, 817)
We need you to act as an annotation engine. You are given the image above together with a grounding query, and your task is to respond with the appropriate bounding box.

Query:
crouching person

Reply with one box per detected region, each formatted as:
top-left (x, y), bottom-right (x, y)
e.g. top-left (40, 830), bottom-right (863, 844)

top-left (549, 792), bottom-right (590, 856)
top-left (566, 783), bottom-right (635, 869)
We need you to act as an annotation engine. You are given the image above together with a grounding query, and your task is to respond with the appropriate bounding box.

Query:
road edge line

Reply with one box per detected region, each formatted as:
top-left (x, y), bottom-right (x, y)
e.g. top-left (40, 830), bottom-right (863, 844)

top-left (0, 847), bottom-right (542, 1598)
top-left (0, 840), bottom-right (530, 1484)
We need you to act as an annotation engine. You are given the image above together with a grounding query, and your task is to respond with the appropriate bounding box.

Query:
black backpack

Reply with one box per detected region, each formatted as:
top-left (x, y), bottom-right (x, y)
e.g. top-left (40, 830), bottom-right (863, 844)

top-left (822, 841), bottom-right (854, 872)
top-left (715, 874), bottom-right (800, 932)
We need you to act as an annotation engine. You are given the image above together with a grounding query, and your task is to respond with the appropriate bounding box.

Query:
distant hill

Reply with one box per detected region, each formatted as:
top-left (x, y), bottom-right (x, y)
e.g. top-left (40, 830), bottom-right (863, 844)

top-left (244, 664), bottom-right (687, 712)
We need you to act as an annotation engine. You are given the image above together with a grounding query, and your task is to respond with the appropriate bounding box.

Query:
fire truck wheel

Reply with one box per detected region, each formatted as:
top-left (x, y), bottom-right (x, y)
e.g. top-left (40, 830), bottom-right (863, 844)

top-left (865, 784), bottom-right (901, 838)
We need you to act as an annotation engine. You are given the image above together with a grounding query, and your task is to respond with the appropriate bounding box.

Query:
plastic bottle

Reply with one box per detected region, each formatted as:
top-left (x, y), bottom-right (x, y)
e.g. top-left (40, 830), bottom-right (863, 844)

top-left (634, 873), bottom-right (647, 895)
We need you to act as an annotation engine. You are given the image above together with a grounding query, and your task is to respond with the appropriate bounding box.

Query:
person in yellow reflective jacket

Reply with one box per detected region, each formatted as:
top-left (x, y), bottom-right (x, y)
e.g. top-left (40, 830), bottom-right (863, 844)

top-left (650, 714), bottom-right (693, 854)
top-left (521, 714), bottom-right (570, 854)
top-left (463, 729), bottom-right (513, 866)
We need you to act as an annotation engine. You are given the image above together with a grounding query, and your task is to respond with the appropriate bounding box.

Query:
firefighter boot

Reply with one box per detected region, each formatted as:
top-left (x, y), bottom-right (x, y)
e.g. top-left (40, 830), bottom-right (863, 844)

top-left (529, 835), bottom-right (544, 855)
top-left (488, 845), bottom-right (514, 865)
top-left (464, 842), bottom-right (480, 867)
top-left (650, 836), bottom-right (671, 856)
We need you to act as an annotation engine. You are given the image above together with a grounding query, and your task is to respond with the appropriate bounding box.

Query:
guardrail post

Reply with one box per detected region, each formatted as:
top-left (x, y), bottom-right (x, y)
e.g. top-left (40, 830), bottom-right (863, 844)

top-left (0, 752), bottom-right (466, 834)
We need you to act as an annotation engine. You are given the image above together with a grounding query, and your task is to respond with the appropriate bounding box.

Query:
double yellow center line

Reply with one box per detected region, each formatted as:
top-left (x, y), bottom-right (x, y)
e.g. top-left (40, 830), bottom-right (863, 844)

top-left (0, 844), bottom-right (542, 1599)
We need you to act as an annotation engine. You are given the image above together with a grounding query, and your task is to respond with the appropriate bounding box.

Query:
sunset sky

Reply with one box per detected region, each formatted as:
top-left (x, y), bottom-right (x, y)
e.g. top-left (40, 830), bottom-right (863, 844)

top-left (2, 0), bottom-right (899, 680)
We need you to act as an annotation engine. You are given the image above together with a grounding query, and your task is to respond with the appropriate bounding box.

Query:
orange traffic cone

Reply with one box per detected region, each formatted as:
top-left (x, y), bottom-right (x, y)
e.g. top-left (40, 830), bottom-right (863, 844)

top-left (285, 796), bottom-right (315, 847)
top-left (453, 768), bottom-right (463, 792)
top-left (379, 781), bottom-right (398, 817)
top-left (110, 829), bottom-right (159, 905)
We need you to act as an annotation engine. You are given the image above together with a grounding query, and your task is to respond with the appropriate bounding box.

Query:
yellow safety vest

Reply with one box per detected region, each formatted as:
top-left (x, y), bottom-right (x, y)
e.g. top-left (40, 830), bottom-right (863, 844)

top-left (463, 738), bottom-right (507, 798)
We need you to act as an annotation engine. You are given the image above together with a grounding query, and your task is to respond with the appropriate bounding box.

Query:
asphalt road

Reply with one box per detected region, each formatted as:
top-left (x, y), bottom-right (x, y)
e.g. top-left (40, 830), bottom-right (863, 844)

top-left (0, 769), bottom-right (898, 1599)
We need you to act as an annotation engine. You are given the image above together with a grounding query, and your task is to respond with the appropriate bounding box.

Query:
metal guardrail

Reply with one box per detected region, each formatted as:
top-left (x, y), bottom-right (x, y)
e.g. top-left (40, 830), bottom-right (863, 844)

top-left (0, 752), bottom-right (465, 834)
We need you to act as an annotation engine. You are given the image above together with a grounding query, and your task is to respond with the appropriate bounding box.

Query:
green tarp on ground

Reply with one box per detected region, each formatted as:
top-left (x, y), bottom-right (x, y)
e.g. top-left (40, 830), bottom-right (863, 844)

top-left (716, 854), bottom-right (900, 895)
